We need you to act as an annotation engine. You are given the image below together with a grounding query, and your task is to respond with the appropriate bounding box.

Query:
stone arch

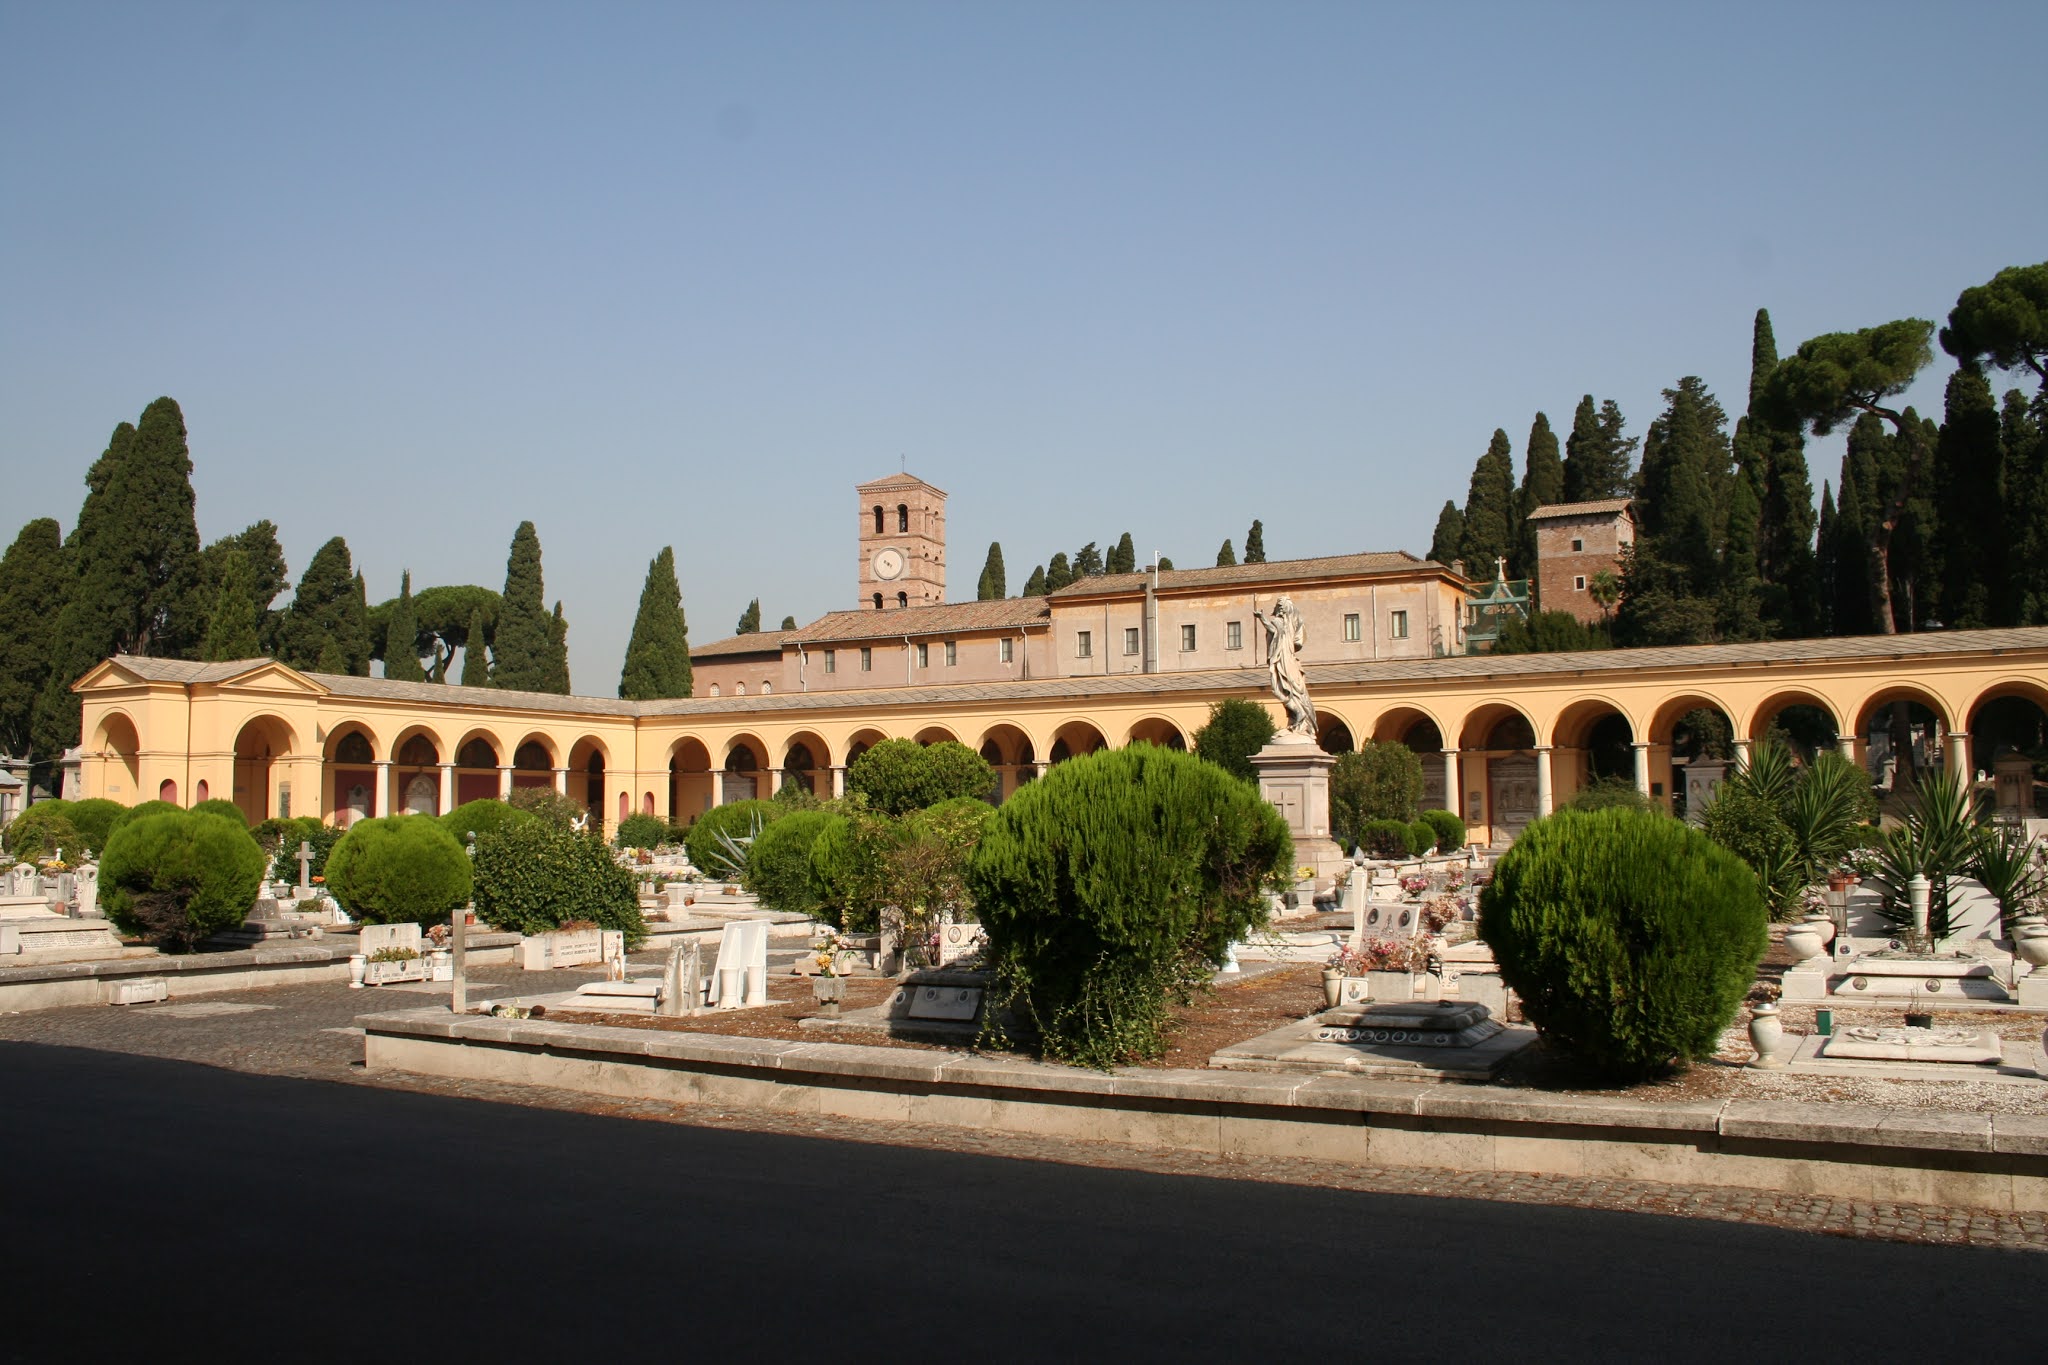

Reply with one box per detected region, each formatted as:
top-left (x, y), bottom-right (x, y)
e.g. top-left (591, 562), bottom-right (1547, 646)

top-left (1743, 690), bottom-right (1844, 750)
top-left (1966, 678), bottom-right (2048, 818)
top-left (872, 504), bottom-right (884, 535)
top-left (232, 714), bottom-right (297, 824)
top-left (1458, 702), bottom-right (1540, 847)
top-left (1550, 697), bottom-right (1635, 804)
top-left (1370, 705), bottom-right (1450, 810)
top-left (1048, 720), bottom-right (1108, 764)
top-left (722, 734), bottom-right (766, 803)
top-left (668, 736), bottom-right (711, 824)
top-left (914, 725), bottom-right (959, 746)
top-left (510, 735), bottom-right (556, 797)
top-left (844, 727), bottom-right (890, 770)
top-left (897, 502), bottom-right (909, 533)
top-left (977, 723), bottom-right (1037, 802)
top-left (1124, 716), bottom-right (1188, 751)
top-left (451, 730), bottom-right (505, 808)
top-left (159, 777), bottom-right (178, 804)
top-left (324, 722), bottom-right (380, 827)
top-left (91, 710), bottom-right (142, 803)
top-left (1315, 709), bottom-right (1354, 755)
top-left (390, 726), bottom-right (445, 818)
top-left (1852, 684), bottom-right (1954, 794)
top-left (782, 730), bottom-right (830, 797)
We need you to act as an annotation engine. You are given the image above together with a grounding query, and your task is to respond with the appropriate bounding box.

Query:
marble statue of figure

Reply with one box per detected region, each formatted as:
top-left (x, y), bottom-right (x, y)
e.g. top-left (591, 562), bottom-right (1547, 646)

top-left (571, 811), bottom-right (590, 834)
top-left (1254, 596), bottom-right (1318, 740)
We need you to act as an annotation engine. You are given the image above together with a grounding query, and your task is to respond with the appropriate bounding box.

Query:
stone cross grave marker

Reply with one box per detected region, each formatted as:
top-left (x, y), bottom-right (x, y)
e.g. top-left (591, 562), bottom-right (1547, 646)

top-left (296, 841), bottom-right (314, 893)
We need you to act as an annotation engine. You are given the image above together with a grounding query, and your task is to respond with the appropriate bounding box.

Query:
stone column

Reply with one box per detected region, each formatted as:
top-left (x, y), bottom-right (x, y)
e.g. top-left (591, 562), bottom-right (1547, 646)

top-left (1534, 746), bottom-right (1553, 818)
top-left (712, 770), bottom-right (726, 807)
top-left (1034, 761), bottom-right (1050, 779)
top-left (438, 763), bottom-right (455, 815)
top-left (373, 761), bottom-right (391, 818)
top-left (1441, 750), bottom-right (1460, 816)
top-left (1632, 742), bottom-right (1651, 796)
top-left (1948, 731), bottom-right (1972, 782)
top-left (552, 766), bottom-right (569, 796)
top-left (831, 766), bottom-right (846, 798)
top-left (1837, 734), bottom-right (1858, 761)
top-left (768, 767), bottom-right (784, 798)
top-left (1732, 738), bottom-right (1752, 772)
top-left (498, 765), bottom-right (513, 798)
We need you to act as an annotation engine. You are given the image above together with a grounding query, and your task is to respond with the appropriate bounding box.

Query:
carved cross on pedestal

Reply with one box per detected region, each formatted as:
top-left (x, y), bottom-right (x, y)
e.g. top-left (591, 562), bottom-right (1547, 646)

top-left (296, 840), bottom-right (314, 891)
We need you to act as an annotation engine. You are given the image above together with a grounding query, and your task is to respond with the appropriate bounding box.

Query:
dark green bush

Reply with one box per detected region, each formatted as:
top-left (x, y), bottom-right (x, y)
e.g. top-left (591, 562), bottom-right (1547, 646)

top-left (614, 812), bottom-right (669, 849)
top-left (324, 816), bottom-right (472, 926)
top-left (191, 798), bottom-right (248, 826)
top-left (438, 799), bottom-right (533, 846)
top-left (506, 786), bottom-right (588, 829)
top-left (808, 813), bottom-right (894, 932)
top-left (1409, 820), bottom-right (1438, 858)
top-left (267, 820), bottom-right (343, 885)
top-left (6, 804), bottom-right (84, 862)
top-left (1330, 742), bottom-right (1424, 849)
top-left (845, 738), bottom-right (994, 815)
top-left (686, 799), bottom-right (781, 878)
top-left (100, 811), bottom-right (267, 952)
top-left (1356, 818), bottom-right (1413, 859)
top-left (1567, 775), bottom-right (1653, 813)
top-left (64, 798), bottom-right (127, 855)
top-left (745, 809), bottom-right (836, 916)
top-left (1191, 697), bottom-right (1276, 784)
top-left (472, 820), bottom-right (645, 947)
top-left (1479, 807), bottom-right (1767, 1080)
top-left (969, 745), bottom-right (1291, 1068)
top-left (251, 817), bottom-right (308, 855)
top-left (1419, 809), bottom-right (1465, 852)
top-left (111, 800), bottom-right (180, 832)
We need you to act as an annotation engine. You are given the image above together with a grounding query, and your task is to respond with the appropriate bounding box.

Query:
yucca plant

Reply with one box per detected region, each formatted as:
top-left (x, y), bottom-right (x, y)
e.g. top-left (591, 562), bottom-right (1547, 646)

top-left (1969, 822), bottom-right (2045, 937)
top-left (1866, 769), bottom-right (1984, 938)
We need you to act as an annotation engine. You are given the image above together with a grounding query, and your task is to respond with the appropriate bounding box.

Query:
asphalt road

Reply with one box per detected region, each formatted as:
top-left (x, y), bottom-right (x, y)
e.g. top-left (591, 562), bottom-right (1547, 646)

top-left (0, 1040), bottom-right (2031, 1362)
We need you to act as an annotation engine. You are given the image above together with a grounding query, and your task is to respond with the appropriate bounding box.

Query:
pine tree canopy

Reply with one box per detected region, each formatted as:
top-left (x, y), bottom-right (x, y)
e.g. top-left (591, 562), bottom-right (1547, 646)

top-left (1107, 533), bottom-right (1136, 575)
top-left (1764, 320), bottom-right (1937, 436)
top-left (1940, 261), bottom-right (2048, 382)
top-left (1072, 542), bottom-right (1104, 578)
top-left (382, 570), bottom-right (427, 681)
top-left (1215, 539), bottom-right (1236, 567)
top-left (0, 517), bottom-right (66, 756)
top-left (492, 521), bottom-right (556, 690)
top-left (619, 546), bottom-right (693, 700)
top-left (735, 598), bottom-right (761, 635)
top-left (1244, 520), bottom-right (1266, 563)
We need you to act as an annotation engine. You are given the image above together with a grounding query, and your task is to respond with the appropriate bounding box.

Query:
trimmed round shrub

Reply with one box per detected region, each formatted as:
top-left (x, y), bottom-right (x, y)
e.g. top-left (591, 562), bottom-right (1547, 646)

top-left (100, 811), bottom-right (267, 952)
top-left (267, 820), bottom-right (343, 885)
top-left (111, 799), bottom-right (180, 833)
top-left (686, 799), bottom-right (781, 878)
top-left (614, 811), bottom-right (669, 850)
top-left (846, 738), bottom-right (995, 816)
top-left (808, 813), bottom-right (894, 932)
top-left (745, 809), bottom-right (836, 916)
top-left (1567, 775), bottom-right (1654, 813)
top-left (191, 798), bottom-right (248, 827)
top-left (64, 798), bottom-right (128, 855)
top-left (1479, 807), bottom-right (1767, 1080)
top-left (1192, 697), bottom-right (1277, 785)
top-left (472, 820), bottom-right (645, 947)
top-left (1356, 818), bottom-right (1413, 859)
top-left (1418, 809), bottom-right (1465, 853)
top-left (969, 745), bottom-right (1292, 1068)
top-left (439, 798), bottom-right (533, 846)
top-left (6, 804), bottom-right (84, 863)
top-left (506, 786), bottom-right (589, 829)
top-left (252, 816), bottom-right (309, 855)
top-left (324, 816), bottom-right (472, 926)
top-left (1409, 820), bottom-right (1438, 859)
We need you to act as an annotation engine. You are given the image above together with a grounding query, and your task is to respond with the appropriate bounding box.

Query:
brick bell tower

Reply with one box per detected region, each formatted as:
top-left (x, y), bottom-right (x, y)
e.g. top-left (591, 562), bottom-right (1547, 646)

top-left (855, 473), bottom-right (947, 610)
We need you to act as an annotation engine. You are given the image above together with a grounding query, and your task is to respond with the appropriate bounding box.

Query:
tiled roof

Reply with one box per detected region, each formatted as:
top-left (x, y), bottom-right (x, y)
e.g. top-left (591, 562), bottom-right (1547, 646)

top-left (855, 471), bottom-right (946, 494)
top-left (310, 673), bottom-right (640, 716)
top-left (1528, 498), bottom-right (1633, 520)
top-left (100, 656), bottom-right (274, 685)
top-left (786, 597), bottom-right (1050, 645)
top-left (1046, 550), bottom-right (1440, 600)
top-left (691, 629), bottom-right (797, 660)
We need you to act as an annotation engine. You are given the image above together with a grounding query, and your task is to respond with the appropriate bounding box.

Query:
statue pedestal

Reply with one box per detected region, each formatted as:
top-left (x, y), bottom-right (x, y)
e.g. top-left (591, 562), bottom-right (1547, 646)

top-left (1251, 737), bottom-right (1346, 890)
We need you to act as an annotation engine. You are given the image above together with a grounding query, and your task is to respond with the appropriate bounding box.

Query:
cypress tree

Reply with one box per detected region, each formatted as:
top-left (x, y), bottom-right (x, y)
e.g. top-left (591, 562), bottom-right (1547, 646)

top-left (1022, 564), bottom-right (1048, 597)
top-left (383, 571), bottom-right (426, 681)
top-left (1516, 412), bottom-right (1564, 581)
top-left (1156, 556), bottom-right (1174, 572)
top-left (1107, 532), bottom-right (1136, 576)
top-left (1243, 520), bottom-right (1266, 563)
top-left (2004, 390), bottom-right (2048, 623)
top-left (1459, 429), bottom-right (1516, 578)
top-left (0, 518), bottom-right (66, 756)
top-left (1562, 397), bottom-right (1638, 500)
top-left (1934, 366), bottom-right (2005, 628)
top-left (278, 538), bottom-right (365, 673)
top-left (32, 421), bottom-right (133, 761)
top-left (735, 599), bottom-right (761, 635)
top-left (200, 548), bottom-right (262, 661)
top-left (1215, 539), bottom-right (1236, 567)
top-left (1427, 501), bottom-right (1465, 566)
top-left (1719, 472), bottom-right (1764, 641)
top-left (1829, 419), bottom-right (1884, 636)
top-left (492, 521), bottom-right (553, 689)
top-left (314, 635), bottom-right (349, 674)
top-left (1073, 542), bottom-right (1104, 577)
top-left (780, 614), bottom-right (797, 631)
top-left (200, 520), bottom-right (290, 654)
top-left (345, 572), bottom-right (372, 674)
top-left (977, 542), bottom-right (1006, 599)
top-left (619, 546), bottom-right (693, 700)
top-left (1561, 396), bottom-right (1600, 503)
top-left (1741, 310), bottom-right (1819, 638)
top-left (1043, 553), bottom-right (1073, 593)
top-left (1637, 378), bottom-right (1727, 584)
top-left (545, 602), bottom-right (571, 694)
top-left (110, 397), bottom-right (207, 657)
top-left (1815, 484), bottom-right (1839, 634)
top-left (460, 606), bottom-right (492, 686)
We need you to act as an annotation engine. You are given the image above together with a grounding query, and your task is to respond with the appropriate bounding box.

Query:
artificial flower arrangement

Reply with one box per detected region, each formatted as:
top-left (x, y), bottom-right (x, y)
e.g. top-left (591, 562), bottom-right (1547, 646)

top-left (1398, 873), bottom-right (1430, 897)
top-left (1443, 869), bottom-right (1466, 892)
top-left (1420, 894), bottom-right (1463, 935)
top-left (811, 933), bottom-right (858, 976)
top-left (1356, 935), bottom-right (1429, 973)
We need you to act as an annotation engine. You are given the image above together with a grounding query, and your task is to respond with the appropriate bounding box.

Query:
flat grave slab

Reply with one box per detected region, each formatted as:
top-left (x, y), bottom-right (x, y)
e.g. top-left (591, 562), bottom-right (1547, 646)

top-left (1212, 999), bottom-right (1534, 1082)
top-left (1782, 1032), bottom-right (2047, 1084)
top-left (1821, 1024), bottom-right (2003, 1065)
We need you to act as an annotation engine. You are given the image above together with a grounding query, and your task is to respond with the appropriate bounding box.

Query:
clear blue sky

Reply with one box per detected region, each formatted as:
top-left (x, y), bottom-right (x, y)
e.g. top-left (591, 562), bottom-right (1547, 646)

top-left (5, 2), bottom-right (2042, 691)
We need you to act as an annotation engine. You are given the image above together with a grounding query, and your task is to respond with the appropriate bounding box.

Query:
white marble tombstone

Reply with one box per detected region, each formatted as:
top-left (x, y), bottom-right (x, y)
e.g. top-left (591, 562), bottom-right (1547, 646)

top-left (74, 863), bottom-right (98, 918)
top-left (404, 775), bottom-right (437, 816)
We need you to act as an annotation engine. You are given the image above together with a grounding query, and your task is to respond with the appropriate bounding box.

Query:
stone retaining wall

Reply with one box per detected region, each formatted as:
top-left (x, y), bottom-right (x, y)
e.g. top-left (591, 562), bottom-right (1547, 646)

top-left (360, 1007), bottom-right (2048, 1214)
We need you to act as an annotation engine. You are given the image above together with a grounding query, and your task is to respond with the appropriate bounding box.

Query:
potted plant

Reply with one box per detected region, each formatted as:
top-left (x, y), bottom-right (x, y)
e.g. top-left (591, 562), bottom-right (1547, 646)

top-left (1905, 982), bottom-right (1933, 1030)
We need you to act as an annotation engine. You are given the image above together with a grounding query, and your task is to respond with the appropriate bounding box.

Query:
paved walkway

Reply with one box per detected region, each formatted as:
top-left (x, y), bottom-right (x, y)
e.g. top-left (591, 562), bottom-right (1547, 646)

top-left (3, 959), bottom-right (2044, 1254)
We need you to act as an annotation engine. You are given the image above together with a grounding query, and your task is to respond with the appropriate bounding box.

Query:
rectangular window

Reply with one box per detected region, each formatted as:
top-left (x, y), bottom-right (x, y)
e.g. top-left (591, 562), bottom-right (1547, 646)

top-left (859, 647), bottom-right (873, 672)
top-left (1226, 621), bottom-right (1242, 650)
top-left (1180, 624), bottom-right (1197, 652)
top-left (999, 638), bottom-right (1013, 664)
top-left (944, 640), bottom-right (957, 666)
top-left (1389, 610), bottom-right (1409, 639)
top-left (1574, 575), bottom-right (1587, 591)
top-left (916, 642), bottom-right (929, 668)
top-left (1076, 630), bottom-right (1092, 659)
top-left (1343, 612), bottom-right (1361, 642)
top-left (1571, 537), bottom-right (1584, 552)
top-left (1123, 627), bottom-right (1140, 656)
top-left (823, 650), bottom-right (836, 674)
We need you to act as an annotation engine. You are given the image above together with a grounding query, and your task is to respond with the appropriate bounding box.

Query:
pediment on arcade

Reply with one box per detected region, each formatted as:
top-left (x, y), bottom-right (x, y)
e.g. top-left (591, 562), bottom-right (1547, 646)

top-left (202, 660), bottom-right (330, 698)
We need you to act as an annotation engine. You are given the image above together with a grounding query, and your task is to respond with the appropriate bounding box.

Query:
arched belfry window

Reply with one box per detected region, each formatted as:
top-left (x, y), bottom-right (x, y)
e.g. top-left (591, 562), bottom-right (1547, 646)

top-left (897, 592), bottom-right (908, 608)
top-left (873, 505), bottom-right (884, 534)
top-left (897, 503), bottom-right (909, 532)
top-left (873, 593), bottom-right (883, 609)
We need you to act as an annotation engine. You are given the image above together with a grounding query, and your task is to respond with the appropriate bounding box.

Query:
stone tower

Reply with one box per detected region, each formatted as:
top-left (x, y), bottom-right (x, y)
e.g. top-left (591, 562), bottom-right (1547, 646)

top-left (856, 473), bottom-right (947, 610)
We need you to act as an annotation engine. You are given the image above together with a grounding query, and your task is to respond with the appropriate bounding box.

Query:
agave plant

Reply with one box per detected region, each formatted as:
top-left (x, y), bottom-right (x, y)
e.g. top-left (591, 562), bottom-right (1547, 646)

top-left (1865, 769), bottom-right (1984, 938)
top-left (1969, 822), bottom-right (2044, 937)
top-left (700, 813), bottom-right (765, 881)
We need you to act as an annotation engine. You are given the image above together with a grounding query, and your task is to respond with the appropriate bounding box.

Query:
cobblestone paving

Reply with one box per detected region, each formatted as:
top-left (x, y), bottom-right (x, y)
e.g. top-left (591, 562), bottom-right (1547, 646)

top-left (5, 964), bottom-right (2045, 1255)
